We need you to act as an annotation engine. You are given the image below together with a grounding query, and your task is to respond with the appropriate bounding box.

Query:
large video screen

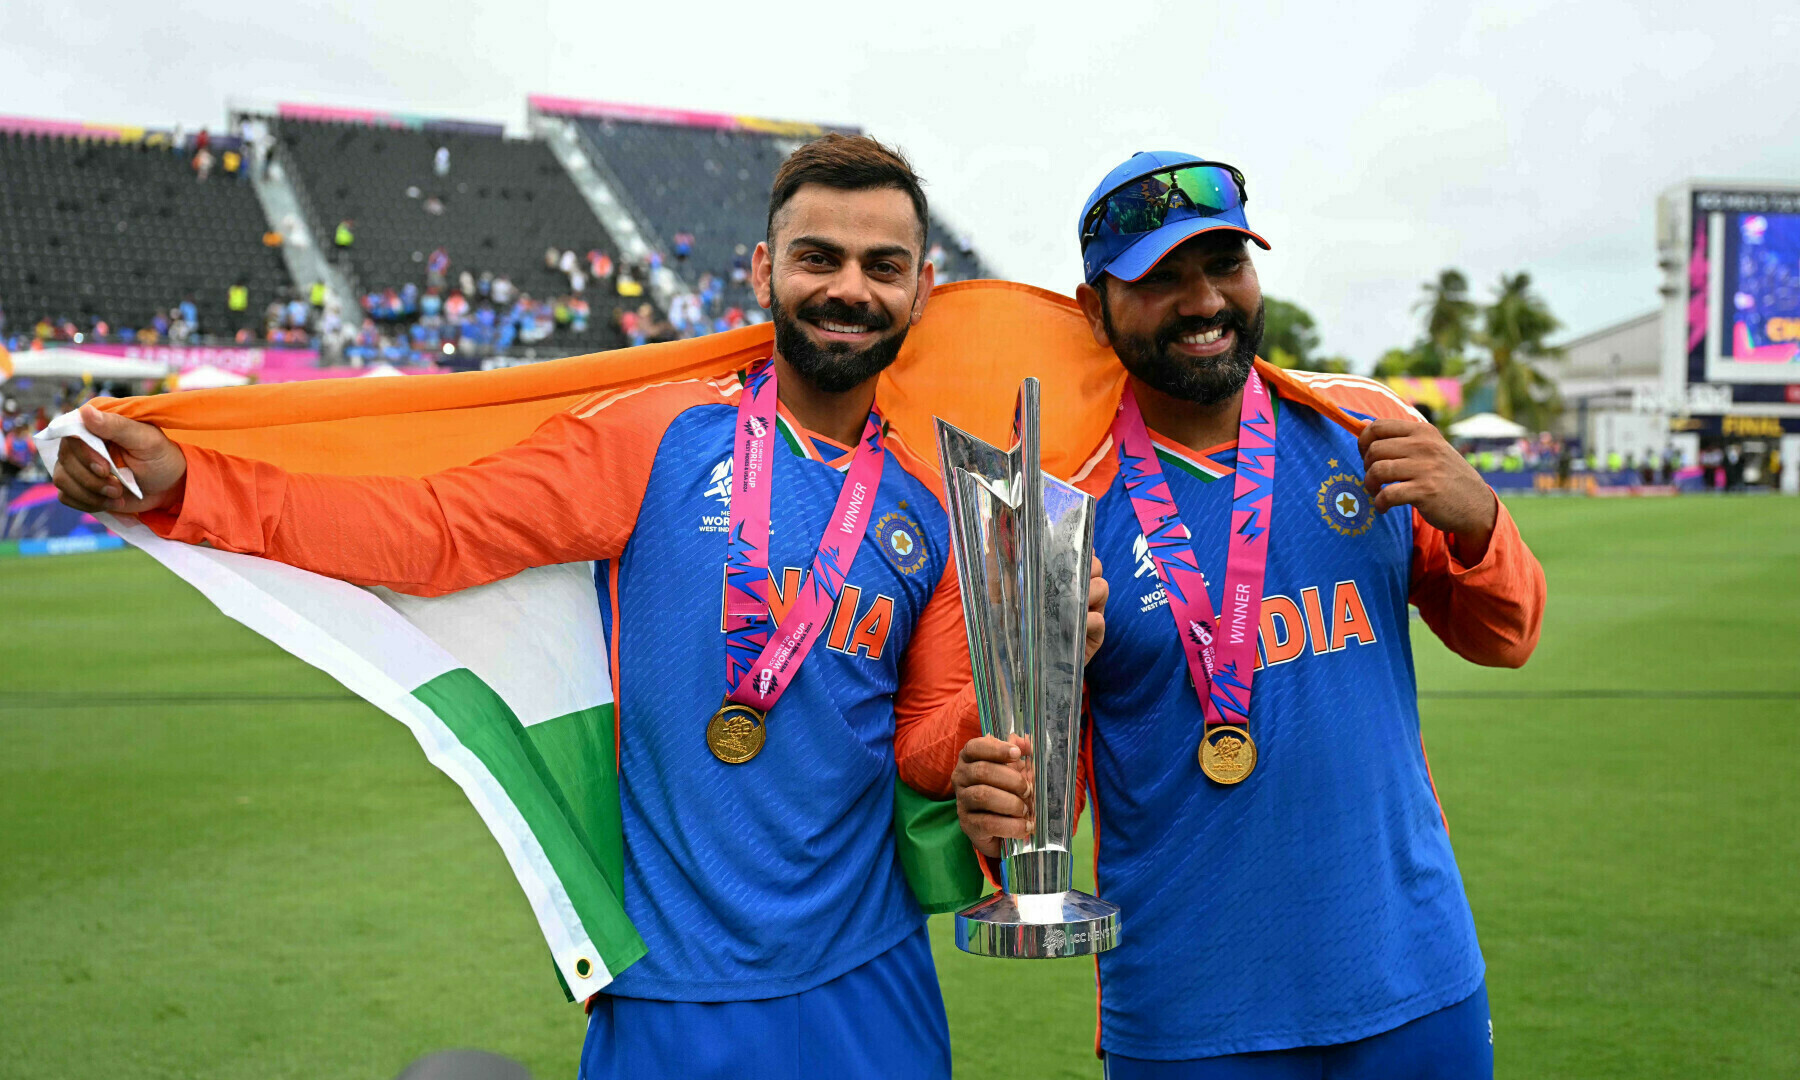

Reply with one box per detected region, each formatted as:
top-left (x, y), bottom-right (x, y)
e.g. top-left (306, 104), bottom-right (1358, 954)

top-left (1722, 210), bottom-right (1800, 360)
top-left (1688, 189), bottom-right (1800, 382)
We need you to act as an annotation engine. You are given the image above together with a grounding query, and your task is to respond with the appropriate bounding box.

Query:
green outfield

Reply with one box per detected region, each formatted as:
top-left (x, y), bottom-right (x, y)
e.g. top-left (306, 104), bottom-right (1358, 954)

top-left (3, 498), bottom-right (1797, 1079)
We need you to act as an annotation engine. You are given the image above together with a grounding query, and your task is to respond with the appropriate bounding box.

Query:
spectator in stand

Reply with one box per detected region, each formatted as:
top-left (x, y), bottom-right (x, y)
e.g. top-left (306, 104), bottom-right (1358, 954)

top-left (444, 290), bottom-right (470, 321)
top-left (617, 274), bottom-right (643, 299)
top-left (459, 270), bottom-right (477, 298)
top-left (423, 195), bottom-right (445, 216)
top-left (545, 247), bottom-right (562, 272)
top-left (434, 145), bottom-right (450, 177)
top-left (673, 231), bottom-right (694, 261)
top-left (192, 146), bottom-right (215, 181)
top-left (587, 249), bottom-right (613, 281)
top-left (635, 302), bottom-right (668, 343)
top-left (731, 246), bottom-right (751, 285)
top-left (286, 294), bottom-right (310, 331)
top-left (2, 421), bottom-right (33, 484)
top-left (179, 298), bottom-right (199, 330)
top-left (619, 306), bottom-right (644, 347)
top-left (310, 281), bottom-right (327, 308)
top-left (427, 248), bottom-right (450, 289)
top-left (476, 271), bottom-right (493, 299)
top-left (570, 297), bottom-right (590, 333)
top-left (491, 275), bottom-right (516, 305)
top-left (421, 288), bottom-right (443, 318)
top-left (335, 219), bottom-right (355, 252)
top-left (222, 148), bottom-right (242, 180)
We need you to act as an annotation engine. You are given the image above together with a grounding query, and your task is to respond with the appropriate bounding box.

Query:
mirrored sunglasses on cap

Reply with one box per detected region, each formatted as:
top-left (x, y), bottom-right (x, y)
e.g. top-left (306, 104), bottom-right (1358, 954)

top-left (1080, 161), bottom-right (1248, 251)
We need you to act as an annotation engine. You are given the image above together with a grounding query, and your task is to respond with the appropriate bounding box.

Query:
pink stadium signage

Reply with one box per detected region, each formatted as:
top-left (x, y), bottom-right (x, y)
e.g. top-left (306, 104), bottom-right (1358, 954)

top-left (276, 103), bottom-right (505, 138)
top-left (527, 95), bottom-right (858, 137)
top-left (69, 344), bottom-right (318, 374)
top-left (0, 114), bottom-right (161, 142)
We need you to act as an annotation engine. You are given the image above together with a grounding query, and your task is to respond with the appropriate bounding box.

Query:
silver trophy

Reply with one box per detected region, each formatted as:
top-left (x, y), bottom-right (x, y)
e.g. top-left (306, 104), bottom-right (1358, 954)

top-left (935, 378), bottom-right (1121, 959)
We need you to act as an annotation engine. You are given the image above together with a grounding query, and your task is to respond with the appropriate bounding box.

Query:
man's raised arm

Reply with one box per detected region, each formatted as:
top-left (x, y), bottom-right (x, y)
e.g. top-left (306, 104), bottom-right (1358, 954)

top-left (54, 401), bottom-right (663, 597)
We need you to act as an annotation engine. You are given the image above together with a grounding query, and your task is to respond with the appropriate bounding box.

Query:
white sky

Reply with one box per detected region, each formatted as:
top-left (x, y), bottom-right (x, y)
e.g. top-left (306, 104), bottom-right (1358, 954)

top-left (5, 0), bottom-right (1799, 368)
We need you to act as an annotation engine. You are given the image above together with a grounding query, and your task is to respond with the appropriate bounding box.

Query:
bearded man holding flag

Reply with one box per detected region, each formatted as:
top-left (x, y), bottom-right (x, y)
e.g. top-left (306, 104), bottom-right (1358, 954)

top-left (953, 153), bottom-right (1546, 1079)
top-left (51, 135), bottom-right (1107, 1080)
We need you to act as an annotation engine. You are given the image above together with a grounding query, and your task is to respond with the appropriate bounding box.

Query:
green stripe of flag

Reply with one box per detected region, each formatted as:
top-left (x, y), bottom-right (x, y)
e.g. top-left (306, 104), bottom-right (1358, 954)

top-left (412, 670), bottom-right (646, 981)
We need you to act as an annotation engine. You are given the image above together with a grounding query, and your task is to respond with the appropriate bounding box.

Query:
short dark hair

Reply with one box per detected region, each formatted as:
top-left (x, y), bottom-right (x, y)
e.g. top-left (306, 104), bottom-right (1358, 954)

top-left (766, 133), bottom-right (930, 252)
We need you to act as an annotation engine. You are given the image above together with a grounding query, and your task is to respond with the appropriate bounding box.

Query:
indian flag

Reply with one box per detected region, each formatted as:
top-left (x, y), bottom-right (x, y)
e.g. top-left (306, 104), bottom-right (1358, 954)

top-left (97, 514), bottom-right (639, 995)
top-left (33, 282), bottom-right (1134, 997)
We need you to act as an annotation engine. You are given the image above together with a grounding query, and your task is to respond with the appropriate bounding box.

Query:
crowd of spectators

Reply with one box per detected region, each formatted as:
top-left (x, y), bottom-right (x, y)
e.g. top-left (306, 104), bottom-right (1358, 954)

top-left (1457, 432), bottom-right (1691, 487)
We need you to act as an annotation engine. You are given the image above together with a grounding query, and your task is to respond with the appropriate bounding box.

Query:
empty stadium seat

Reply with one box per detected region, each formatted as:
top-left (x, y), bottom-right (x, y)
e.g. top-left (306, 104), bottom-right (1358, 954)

top-left (0, 132), bottom-right (291, 335)
top-left (576, 118), bottom-right (994, 293)
top-left (274, 119), bottom-right (630, 352)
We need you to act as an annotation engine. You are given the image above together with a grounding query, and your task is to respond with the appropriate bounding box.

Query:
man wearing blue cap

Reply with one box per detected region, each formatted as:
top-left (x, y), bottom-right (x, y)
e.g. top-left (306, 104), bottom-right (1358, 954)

top-left (952, 153), bottom-right (1547, 1077)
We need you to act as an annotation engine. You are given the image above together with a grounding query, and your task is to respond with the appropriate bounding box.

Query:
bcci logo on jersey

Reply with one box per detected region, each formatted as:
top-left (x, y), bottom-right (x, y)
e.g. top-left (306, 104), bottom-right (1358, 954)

top-left (874, 509), bottom-right (929, 576)
top-left (1316, 472), bottom-right (1374, 537)
top-left (699, 458), bottom-right (732, 533)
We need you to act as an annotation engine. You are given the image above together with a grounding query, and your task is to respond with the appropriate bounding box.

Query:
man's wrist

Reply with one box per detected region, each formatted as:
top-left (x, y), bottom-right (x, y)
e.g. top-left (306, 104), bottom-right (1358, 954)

top-left (1447, 489), bottom-right (1499, 565)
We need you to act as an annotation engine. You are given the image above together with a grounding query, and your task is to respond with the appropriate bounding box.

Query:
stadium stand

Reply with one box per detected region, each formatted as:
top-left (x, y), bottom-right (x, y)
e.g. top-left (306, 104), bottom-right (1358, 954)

top-left (2, 98), bottom-right (997, 371)
top-left (271, 114), bottom-right (631, 353)
top-left (0, 125), bottom-right (291, 341)
top-left (564, 106), bottom-right (994, 297)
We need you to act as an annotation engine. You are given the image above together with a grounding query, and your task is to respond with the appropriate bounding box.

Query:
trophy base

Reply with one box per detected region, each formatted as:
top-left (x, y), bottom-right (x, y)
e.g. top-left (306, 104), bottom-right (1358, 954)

top-left (954, 889), bottom-right (1121, 958)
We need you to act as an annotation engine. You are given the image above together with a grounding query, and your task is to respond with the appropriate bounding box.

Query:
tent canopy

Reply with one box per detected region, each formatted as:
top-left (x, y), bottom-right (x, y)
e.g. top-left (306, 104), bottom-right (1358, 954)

top-left (174, 364), bottom-right (251, 390)
top-left (3, 349), bottom-right (169, 381)
top-left (1448, 412), bottom-right (1529, 440)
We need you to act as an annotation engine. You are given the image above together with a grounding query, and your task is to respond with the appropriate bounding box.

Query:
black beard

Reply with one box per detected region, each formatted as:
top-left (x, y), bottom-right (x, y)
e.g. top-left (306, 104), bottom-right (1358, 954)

top-left (770, 291), bottom-right (910, 393)
top-left (1103, 299), bottom-right (1264, 406)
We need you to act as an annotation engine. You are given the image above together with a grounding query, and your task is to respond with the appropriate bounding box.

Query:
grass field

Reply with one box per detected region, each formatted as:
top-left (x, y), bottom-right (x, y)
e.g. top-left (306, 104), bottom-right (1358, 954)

top-left (3, 498), bottom-right (1798, 1079)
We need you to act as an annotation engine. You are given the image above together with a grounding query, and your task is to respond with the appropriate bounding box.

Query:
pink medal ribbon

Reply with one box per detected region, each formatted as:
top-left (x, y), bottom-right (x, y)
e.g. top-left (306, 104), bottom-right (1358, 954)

top-left (720, 358), bottom-right (886, 715)
top-left (1110, 370), bottom-right (1278, 780)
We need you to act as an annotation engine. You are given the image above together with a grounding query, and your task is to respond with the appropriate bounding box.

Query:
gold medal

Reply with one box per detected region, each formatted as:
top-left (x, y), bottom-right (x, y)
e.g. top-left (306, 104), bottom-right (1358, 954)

top-left (707, 701), bottom-right (767, 764)
top-left (1199, 725), bottom-right (1256, 784)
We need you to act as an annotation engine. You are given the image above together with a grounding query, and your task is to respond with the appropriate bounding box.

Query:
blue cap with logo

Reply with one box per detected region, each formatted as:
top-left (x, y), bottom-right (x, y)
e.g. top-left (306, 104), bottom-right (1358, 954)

top-left (1078, 150), bottom-right (1270, 285)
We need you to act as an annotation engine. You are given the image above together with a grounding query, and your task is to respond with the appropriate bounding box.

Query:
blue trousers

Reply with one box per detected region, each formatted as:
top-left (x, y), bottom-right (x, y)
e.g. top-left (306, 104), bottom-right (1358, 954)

top-left (578, 926), bottom-right (950, 1080)
top-left (1104, 984), bottom-right (1493, 1080)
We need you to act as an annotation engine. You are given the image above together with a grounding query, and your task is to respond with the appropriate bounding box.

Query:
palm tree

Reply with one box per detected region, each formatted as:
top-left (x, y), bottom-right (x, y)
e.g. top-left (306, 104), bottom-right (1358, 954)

top-left (1467, 272), bottom-right (1562, 430)
top-left (1412, 269), bottom-right (1477, 376)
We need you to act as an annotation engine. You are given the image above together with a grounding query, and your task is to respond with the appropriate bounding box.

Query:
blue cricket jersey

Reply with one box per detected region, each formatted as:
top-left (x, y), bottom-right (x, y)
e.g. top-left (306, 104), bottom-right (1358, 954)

top-left (1078, 387), bottom-right (1490, 1059)
top-left (598, 379), bottom-right (959, 1000)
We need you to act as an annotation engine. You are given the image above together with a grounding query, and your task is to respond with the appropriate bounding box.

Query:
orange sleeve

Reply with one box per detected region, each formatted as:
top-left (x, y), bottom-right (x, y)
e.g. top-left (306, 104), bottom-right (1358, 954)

top-left (138, 383), bottom-right (721, 597)
top-left (892, 522), bottom-right (983, 799)
top-left (1408, 493), bottom-right (1545, 668)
